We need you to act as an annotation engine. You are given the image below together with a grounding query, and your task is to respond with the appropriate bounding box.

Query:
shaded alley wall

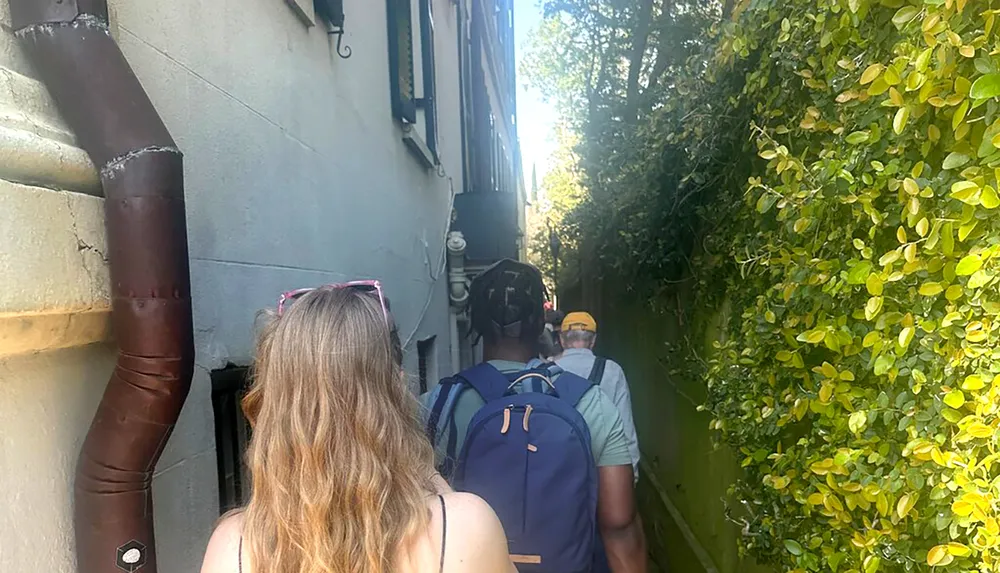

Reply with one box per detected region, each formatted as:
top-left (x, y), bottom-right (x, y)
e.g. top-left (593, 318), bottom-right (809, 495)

top-left (568, 280), bottom-right (772, 573)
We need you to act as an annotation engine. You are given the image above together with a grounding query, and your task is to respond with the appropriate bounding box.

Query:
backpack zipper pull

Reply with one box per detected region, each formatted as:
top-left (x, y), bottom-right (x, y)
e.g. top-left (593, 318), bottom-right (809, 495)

top-left (500, 407), bottom-right (511, 434)
top-left (523, 405), bottom-right (533, 432)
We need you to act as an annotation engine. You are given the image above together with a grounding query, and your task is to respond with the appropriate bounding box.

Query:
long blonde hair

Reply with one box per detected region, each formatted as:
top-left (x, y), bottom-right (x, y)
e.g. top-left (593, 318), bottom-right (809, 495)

top-left (241, 287), bottom-right (437, 573)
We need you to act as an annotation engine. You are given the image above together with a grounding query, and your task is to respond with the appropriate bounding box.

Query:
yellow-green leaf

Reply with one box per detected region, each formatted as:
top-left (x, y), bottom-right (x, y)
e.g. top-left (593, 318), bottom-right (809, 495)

top-left (950, 180), bottom-right (980, 203)
top-left (963, 374), bottom-right (985, 390)
top-left (927, 545), bottom-right (954, 567)
top-left (952, 500), bottom-right (975, 516)
top-left (846, 131), bottom-right (871, 144)
top-left (894, 106), bottom-right (910, 134)
top-left (956, 254), bottom-right (983, 275)
top-left (944, 151), bottom-right (972, 170)
top-left (919, 282), bottom-right (944, 296)
top-left (849, 410), bottom-right (867, 433)
top-left (959, 220), bottom-right (979, 242)
top-left (880, 249), bottom-right (902, 266)
top-left (798, 329), bottom-right (826, 344)
top-left (861, 63), bottom-right (884, 85)
top-left (863, 331), bottom-right (880, 347)
top-left (947, 542), bottom-right (972, 557)
top-left (896, 493), bottom-right (916, 519)
top-left (946, 284), bottom-right (963, 300)
top-left (899, 326), bottom-right (915, 348)
top-left (982, 185), bottom-right (1000, 209)
top-left (944, 389), bottom-right (966, 409)
top-left (943, 223), bottom-right (955, 255)
top-left (867, 273), bottom-right (884, 295)
top-left (953, 99), bottom-right (970, 131)
top-left (865, 296), bottom-right (884, 320)
top-left (968, 270), bottom-right (993, 289)
top-left (821, 362), bottom-right (838, 378)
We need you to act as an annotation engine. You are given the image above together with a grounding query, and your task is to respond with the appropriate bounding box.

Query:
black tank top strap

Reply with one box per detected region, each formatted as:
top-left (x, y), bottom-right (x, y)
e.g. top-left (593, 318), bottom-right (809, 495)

top-left (238, 535), bottom-right (243, 573)
top-left (438, 495), bottom-right (448, 573)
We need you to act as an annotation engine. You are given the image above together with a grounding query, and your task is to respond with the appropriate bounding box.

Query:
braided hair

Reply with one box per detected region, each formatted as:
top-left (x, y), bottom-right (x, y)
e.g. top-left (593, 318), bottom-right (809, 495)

top-left (469, 259), bottom-right (547, 344)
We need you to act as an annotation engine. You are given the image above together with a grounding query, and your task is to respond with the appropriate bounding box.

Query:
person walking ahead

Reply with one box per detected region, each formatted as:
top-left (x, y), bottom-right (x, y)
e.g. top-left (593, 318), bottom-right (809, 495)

top-left (557, 312), bottom-right (640, 483)
top-left (423, 260), bottom-right (647, 573)
top-left (201, 284), bottom-right (513, 573)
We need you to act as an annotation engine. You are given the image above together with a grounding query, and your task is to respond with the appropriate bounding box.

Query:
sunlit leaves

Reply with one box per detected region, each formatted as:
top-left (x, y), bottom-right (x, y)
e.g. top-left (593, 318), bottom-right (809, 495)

top-left (548, 0), bottom-right (1000, 571)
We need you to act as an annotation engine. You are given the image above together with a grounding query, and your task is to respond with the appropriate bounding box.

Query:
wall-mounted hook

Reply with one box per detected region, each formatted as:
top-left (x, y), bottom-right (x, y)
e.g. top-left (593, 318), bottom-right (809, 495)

top-left (329, 28), bottom-right (351, 59)
top-left (315, 0), bottom-right (351, 59)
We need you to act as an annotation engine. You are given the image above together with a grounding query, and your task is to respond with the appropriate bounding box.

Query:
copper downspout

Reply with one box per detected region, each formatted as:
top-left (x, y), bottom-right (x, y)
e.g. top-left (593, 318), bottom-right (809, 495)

top-left (9, 2), bottom-right (195, 572)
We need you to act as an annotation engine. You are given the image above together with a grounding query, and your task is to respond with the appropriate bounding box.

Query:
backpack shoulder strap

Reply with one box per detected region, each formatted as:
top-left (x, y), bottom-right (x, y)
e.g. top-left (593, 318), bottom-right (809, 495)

top-left (455, 363), bottom-right (510, 403)
top-left (426, 377), bottom-right (460, 442)
top-left (588, 356), bottom-right (607, 384)
top-left (552, 371), bottom-right (595, 408)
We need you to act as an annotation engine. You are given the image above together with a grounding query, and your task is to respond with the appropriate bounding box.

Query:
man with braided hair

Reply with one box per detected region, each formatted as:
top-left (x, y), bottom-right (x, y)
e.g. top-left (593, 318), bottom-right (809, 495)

top-left (422, 259), bottom-right (647, 573)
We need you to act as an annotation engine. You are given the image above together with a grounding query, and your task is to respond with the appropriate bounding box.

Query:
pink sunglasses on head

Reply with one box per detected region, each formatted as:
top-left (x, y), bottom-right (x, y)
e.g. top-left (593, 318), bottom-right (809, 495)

top-left (276, 280), bottom-right (388, 325)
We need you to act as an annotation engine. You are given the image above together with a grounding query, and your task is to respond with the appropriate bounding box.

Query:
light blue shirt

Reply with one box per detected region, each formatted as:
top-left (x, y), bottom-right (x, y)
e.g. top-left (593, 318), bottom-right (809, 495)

top-left (556, 348), bottom-right (640, 482)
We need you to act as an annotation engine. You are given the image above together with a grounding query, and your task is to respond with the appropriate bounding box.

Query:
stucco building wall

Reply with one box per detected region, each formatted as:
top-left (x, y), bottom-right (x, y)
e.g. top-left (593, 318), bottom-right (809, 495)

top-left (0, 1), bottom-right (465, 571)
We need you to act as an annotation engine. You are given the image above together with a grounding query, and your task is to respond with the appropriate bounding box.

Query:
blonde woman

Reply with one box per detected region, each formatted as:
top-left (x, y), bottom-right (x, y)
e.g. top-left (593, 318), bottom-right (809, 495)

top-left (200, 282), bottom-right (513, 573)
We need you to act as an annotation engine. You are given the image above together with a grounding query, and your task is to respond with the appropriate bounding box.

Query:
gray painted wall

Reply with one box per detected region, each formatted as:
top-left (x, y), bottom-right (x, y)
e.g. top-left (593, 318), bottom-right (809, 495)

top-left (0, 0), bottom-right (468, 571)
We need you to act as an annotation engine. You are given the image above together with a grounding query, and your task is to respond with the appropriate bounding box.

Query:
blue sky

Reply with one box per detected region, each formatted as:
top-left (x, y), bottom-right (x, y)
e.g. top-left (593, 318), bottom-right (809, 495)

top-left (515, 1), bottom-right (557, 192)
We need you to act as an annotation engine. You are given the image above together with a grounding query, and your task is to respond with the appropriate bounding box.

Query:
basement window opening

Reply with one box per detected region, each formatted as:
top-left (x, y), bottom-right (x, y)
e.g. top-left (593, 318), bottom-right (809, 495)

top-left (418, 335), bottom-right (437, 393)
top-left (211, 366), bottom-right (252, 513)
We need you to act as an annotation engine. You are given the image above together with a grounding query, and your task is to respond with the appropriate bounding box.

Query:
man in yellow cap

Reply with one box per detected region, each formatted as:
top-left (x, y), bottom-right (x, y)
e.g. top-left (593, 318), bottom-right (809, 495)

top-left (558, 312), bottom-right (640, 483)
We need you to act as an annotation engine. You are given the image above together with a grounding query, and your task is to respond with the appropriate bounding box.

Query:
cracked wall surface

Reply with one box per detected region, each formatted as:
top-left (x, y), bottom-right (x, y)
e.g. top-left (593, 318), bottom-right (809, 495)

top-left (1, 1), bottom-right (465, 572)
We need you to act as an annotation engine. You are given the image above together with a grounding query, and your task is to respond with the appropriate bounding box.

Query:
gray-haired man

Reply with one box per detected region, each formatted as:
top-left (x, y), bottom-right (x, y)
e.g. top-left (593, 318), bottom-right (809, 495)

top-left (557, 312), bottom-right (640, 483)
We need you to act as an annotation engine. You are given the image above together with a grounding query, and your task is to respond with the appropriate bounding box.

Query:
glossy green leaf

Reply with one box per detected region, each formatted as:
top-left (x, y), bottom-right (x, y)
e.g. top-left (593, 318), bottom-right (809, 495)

top-left (970, 73), bottom-right (1000, 99)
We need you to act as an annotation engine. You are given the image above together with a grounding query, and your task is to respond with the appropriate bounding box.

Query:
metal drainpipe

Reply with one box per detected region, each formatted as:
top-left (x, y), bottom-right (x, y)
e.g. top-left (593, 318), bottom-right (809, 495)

top-left (9, 2), bottom-right (195, 573)
top-left (446, 232), bottom-right (468, 373)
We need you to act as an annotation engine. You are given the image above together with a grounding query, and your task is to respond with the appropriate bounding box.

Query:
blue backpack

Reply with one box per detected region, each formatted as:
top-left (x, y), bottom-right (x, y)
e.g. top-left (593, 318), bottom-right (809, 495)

top-left (425, 362), bottom-right (601, 572)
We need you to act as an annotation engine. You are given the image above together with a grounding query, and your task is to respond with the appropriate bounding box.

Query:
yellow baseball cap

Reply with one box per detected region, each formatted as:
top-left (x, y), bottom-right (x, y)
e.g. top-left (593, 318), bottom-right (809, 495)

top-left (562, 312), bottom-right (597, 333)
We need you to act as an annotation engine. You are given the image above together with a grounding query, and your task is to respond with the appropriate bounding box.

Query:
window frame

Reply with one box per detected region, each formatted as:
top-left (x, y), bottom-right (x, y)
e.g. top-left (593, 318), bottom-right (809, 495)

top-left (416, 0), bottom-right (438, 159)
top-left (387, 0), bottom-right (440, 165)
top-left (386, 0), bottom-right (417, 124)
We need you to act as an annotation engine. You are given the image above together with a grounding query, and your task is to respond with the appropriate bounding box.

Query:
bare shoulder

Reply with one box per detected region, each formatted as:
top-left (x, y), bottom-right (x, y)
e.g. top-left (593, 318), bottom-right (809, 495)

top-left (200, 512), bottom-right (244, 573)
top-left (439, 493), bottom-right (515, 572)
top-left (440, 491), bottom-right (496, 526)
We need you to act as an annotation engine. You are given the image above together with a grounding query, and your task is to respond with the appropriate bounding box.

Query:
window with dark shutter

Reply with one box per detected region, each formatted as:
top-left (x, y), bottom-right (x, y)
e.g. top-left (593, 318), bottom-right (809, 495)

top-left (417, 0), bottom-right (438, 158)
top-left (388, 0), bottom-right (439, 166)
top-left (387, 0), bottom-right (416, 123)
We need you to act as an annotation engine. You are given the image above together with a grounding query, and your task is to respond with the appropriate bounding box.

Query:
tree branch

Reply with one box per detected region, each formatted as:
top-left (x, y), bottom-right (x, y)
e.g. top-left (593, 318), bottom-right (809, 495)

top-left (625, 0), bottom-right (654, 115)
top-left (641, 0), bottom-right (673, 100)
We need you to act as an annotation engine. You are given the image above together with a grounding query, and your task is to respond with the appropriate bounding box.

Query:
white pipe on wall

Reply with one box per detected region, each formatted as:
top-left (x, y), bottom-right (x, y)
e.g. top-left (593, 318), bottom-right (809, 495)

top-left (446, 231), bottom-right (468, 374)
top-left (450, 310), bottom-right (461, 374)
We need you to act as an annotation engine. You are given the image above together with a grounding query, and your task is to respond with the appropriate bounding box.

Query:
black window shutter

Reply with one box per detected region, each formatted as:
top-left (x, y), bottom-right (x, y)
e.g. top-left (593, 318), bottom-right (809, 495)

top-left (387, 0), bottom-right (416, 123)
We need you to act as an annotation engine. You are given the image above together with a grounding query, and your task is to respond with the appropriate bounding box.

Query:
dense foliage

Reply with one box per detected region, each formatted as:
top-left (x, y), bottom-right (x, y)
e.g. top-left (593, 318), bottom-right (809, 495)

top-left (527, 0), bottom-right (1000, 571)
